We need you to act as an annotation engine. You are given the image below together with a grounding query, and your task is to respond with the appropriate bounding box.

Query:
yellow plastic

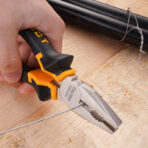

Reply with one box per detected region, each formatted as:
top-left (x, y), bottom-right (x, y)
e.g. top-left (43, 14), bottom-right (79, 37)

top-left (28, 69), bottom-right (58, 100)
top-left (36, 53), bottom-right (76, 82)
top-left (27, 30), bottom-right (76, 100)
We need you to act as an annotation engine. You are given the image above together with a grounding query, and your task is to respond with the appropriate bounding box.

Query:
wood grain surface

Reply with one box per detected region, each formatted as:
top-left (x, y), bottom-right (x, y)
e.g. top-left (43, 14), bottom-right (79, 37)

top-left (0, 0), bottom-right (148, 148)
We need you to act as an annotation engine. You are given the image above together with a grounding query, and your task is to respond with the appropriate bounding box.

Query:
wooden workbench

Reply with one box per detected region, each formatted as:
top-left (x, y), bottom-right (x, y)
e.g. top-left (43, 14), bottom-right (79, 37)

top-left (0, 0), bottom-right (148, 147)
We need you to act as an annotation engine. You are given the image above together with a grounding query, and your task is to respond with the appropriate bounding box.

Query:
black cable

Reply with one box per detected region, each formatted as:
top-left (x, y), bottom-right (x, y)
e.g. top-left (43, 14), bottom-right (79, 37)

top-left (62, 0), bottom-right (148, 30)
top-left (48, 0), bottom-right (148, 48)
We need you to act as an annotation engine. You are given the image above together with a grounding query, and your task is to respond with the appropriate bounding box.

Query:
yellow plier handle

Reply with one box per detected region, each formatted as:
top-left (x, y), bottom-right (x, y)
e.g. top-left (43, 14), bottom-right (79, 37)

top-left (20, 29), bottom-right (76, 101)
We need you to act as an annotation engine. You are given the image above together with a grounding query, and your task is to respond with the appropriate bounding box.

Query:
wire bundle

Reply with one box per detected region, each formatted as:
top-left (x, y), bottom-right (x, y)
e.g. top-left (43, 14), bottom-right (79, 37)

top-left (47, 0), bottom-right (148, 48)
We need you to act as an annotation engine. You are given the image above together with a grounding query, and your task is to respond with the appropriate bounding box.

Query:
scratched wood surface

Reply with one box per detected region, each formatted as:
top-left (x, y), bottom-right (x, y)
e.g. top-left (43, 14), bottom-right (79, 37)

top-left (0, 0), bottom-right (148, 148)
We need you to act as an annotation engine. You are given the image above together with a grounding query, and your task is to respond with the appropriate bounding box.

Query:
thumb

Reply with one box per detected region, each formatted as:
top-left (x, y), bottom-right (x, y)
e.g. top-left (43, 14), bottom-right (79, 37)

top-left (0, 28), bottom-right (22, 83)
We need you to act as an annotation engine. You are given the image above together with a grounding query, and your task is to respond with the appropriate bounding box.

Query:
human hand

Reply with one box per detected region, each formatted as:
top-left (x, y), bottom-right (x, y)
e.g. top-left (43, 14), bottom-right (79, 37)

top-left (0, 0), bottom-right (65, 94)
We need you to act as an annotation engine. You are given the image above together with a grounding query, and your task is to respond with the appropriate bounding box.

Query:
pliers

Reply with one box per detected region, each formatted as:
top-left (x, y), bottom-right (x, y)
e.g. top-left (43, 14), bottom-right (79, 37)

top-left (20, 29), bottom-right (122, 133)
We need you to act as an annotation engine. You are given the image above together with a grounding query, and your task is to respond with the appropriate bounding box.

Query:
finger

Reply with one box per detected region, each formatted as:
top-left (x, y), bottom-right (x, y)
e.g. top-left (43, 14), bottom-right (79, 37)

top-left (19, 43), bottom-right (38, 68)
top-left (37, 4), bottom-right (65, 52)
top-left (21, 1), bottom-right (65, 52)
top-left (9, 82), bottom-right (22, 88)
top-left (48, 35), bottom-right (63, 53)
top-left (18, 82), bottom-right (35, 94)
top-left (27, 51), bottom-right (38, 68)
top-left (0, 72), bottom-right (4, 81)
top-left (0, 27), bottom-right (22, 83)
top-left (17, 35), bottom-right (26, 43)
top-left (19, 42), bottom-right (32, 64)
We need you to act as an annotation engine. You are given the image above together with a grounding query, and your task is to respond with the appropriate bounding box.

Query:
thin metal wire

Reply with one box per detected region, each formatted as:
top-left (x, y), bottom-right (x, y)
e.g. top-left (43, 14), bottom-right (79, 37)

top-left (121, 8), bottom-right (145, 62)
top-left (0, 104), bottom-right (82, 136)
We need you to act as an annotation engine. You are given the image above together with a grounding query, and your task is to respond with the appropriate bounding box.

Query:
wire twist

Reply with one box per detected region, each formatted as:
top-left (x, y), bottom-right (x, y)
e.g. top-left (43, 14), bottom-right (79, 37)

top-left (121, 8), bottom-right (145, 62)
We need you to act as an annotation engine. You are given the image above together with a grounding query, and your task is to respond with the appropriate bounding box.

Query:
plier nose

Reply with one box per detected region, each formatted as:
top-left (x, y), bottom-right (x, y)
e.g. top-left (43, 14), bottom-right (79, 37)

top-left (58, 75), bottom-right (122, 133)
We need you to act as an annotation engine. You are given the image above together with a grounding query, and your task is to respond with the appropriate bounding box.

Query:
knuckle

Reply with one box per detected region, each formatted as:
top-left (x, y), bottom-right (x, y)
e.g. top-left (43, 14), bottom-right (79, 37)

top-left (50, 32), bottom-right (63, 42)
top-left (55, 20), bottom-right (65, 37)
top-left (49, 20), bottom-right (65, 41)
top-left (0, 57), bottom-right (18, 71)
top-left (54, 17), bottom-right (65, 34)
top-left (59, 19), bottom-right (65, 31)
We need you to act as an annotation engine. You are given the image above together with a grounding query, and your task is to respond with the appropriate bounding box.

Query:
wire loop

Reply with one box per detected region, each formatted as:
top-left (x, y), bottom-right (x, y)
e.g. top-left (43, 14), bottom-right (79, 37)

top-left (121, 8), bottom-right (145, 62)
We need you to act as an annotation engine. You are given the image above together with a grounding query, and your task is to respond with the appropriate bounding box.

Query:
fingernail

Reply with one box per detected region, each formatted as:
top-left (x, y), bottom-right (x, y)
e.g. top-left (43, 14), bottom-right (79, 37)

top-left (3, 72), bottom-right (21, 83)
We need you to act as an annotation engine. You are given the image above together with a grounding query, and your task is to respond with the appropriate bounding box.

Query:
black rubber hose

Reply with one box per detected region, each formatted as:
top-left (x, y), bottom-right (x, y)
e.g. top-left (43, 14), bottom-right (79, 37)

top-left (47, 0), bottom-right (148, 48)
top-left (62, 0), bottom-right (148, 30)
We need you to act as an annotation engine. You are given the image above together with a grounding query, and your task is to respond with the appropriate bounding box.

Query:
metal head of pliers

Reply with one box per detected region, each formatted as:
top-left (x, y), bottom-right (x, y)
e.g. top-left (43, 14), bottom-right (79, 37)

top-left (58, 75), bottom-right (122, 133)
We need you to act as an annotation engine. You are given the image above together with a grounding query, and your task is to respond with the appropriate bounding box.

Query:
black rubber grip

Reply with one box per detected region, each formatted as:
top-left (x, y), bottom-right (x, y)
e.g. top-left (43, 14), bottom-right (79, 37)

top-left (19, 29), bottom-right (74, 101)
top-left (22, 65), bottom-right (51, 101)
top-left (20, 29), bottom-right (74, 75)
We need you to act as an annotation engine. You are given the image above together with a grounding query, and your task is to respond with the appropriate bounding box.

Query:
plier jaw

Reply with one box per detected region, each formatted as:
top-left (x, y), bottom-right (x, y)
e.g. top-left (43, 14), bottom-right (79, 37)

top-left (58, 75), bottom-right (122, 133)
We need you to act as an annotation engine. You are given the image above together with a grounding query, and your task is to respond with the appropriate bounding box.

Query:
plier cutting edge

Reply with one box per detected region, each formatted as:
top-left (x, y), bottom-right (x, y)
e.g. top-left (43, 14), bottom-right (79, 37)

top-left (19, 29), bottom-right (122, 133)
